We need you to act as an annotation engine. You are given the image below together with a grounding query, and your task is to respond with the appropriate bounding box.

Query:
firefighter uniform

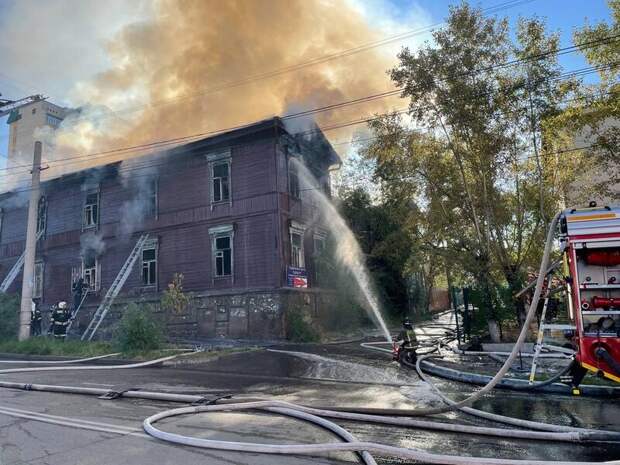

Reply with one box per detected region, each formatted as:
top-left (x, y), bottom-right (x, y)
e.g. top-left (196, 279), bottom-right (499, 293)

top-left (31, 301), bottom-right (42, 336)
top-left (397, 327), bottom-right (418, 349)
top-left (50, 302), bottom-right (70, 341)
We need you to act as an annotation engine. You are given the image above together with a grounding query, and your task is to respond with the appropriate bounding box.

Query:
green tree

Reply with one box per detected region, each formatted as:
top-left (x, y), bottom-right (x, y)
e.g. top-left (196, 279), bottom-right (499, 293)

top-left (364, 4), bottom-right (584, 339)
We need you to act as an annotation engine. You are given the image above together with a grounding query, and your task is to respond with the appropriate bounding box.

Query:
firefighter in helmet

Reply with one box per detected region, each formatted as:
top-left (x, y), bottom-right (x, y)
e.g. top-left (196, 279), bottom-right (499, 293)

top-left (393, 318), bottom-right (418, 364)
top-left (50, 301), bottom-right (70, 341)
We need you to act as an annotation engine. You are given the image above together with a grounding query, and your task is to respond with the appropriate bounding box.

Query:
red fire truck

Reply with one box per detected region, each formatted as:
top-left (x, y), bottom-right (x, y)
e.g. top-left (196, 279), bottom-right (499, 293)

top-left (560, 205), bottom-right (620, 390)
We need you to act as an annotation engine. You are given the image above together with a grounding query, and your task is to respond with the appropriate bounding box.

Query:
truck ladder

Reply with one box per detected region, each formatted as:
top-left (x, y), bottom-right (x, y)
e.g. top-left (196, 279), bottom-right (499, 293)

top-left (529, 294), bottom-right (550, 383)
top-left (0, 230), bottom-right (44, 293)
top-left (81, 234), bottom-right (149, 341)
top-left (66, 289), bottom-right (90, 334)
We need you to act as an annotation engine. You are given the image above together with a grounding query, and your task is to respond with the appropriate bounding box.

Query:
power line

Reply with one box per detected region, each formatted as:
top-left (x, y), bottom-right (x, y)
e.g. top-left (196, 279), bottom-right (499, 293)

top-left (2, 47), bottom-right (616, 180)
top-left (31, 0), bottom-right (534, 128)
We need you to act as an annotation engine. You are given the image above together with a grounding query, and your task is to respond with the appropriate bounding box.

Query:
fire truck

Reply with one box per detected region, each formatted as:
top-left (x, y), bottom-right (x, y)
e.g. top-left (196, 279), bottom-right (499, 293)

top-left (560, 205), bottom-right (620, 390)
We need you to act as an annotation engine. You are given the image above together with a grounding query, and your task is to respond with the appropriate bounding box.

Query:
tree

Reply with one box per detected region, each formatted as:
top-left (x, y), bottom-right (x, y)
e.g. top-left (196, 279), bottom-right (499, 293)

top-left (337, 187), bottom-right (414, 318)
top-left (364, 4), bottom-right (585, 340)
top-left (553, 0), bottom-right (620, 201)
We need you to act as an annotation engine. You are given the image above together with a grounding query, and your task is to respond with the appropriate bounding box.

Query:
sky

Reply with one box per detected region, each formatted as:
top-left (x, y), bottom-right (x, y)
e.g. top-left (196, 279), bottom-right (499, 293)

top-left (0, 0), bottom-right (615, 174)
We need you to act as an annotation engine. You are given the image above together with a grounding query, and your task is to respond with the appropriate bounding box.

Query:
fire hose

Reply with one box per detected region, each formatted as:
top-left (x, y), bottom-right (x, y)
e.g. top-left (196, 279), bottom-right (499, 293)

top-left (4, 212), bottom-right (620, 463)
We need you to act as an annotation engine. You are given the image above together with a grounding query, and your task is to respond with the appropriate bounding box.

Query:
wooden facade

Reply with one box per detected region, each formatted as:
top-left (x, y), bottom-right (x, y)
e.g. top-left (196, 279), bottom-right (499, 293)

top-left (0, 118), bottom-right (340, 339)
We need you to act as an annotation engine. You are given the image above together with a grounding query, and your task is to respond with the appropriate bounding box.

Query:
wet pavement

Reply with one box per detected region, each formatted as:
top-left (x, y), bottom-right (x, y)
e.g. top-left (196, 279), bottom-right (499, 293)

top-left (1, 312), bottom-right (620, 464)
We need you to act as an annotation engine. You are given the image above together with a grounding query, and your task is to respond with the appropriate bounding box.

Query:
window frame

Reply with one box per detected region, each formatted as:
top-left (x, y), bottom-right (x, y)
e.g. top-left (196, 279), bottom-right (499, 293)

top-left (141, 239), bottom-right (158, 288)
top-left (211, 160), bottom-right (231, 204)
top-left (82, 190), bottom-right (100, 230)
top-left (46, 113), bottom-right (62, 128)
top-left (288, 165), bottom-right (300, 199)
top-left (206, 149), bottom-right (232, 207)
top-left (289, 222), bottom-right (306, 269)
top-left (82, 253), bottom-right (100, 292)
top-left (209, 224), bottom-right (234, 280)
top-left (145, 177), bottom-right (158, 219)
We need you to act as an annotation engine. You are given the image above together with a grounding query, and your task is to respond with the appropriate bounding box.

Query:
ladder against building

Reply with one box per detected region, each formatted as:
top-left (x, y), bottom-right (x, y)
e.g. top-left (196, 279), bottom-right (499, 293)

top-left (0, 230), bottom-right (44, 293)
top-left (66, 289), bottom-right (90, 335)
top-left (81, 234), bottom-right (149, 341)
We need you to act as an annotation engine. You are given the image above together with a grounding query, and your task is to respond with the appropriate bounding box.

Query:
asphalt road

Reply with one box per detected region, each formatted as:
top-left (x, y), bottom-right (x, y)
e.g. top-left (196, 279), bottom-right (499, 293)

top-left (1, 313), bottom-right (620, 465)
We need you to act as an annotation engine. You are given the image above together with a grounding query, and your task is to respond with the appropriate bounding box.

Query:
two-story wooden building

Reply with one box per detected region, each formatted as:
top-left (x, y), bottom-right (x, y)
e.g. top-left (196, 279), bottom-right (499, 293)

top-left (0, 117), bottom-right (340, 340)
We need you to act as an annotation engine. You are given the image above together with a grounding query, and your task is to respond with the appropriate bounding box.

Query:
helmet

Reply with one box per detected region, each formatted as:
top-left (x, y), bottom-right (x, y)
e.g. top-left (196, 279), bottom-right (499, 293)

top-left (58, 301), bottom-right (67, 309)
top-left (403, 318), bottom-right (413, 330)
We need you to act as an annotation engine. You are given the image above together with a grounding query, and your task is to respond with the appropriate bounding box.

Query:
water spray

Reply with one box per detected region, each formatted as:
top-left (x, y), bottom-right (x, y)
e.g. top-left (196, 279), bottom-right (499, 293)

top-left (290, 158), bottom-right (391, 342)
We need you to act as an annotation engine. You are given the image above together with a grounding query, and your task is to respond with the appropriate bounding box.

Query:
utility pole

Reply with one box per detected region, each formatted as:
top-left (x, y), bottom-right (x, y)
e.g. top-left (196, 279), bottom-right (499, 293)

top-left (18, 141), bottom-right (42, 341)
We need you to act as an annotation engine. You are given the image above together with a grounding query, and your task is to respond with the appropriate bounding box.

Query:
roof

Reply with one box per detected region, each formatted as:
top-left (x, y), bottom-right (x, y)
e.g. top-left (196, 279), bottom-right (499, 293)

top-left (0, 116), bottom-right (340, 202)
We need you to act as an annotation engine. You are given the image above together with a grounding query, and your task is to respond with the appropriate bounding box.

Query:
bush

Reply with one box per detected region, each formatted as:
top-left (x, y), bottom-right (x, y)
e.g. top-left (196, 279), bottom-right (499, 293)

top-left (285, 309), bottom-right (320, 343)
top-left (0, 293), bottom-right (20, 340)
top-left (114, 303), bottom-right (163, 352)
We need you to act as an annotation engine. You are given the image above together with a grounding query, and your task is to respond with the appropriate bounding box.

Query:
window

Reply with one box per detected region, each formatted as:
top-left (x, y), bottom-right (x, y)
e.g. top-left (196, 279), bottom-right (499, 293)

top-left (290, 229), bottom-right (305, 269)
top-left (141, 241), bottom-right (157, 286)
top-left (289, 166), bottom-right (300, 199)
top-left (46, 114), bottom-right (62, 128)
top-left (33, 261), bottom-right (44, 299)
top-left (212, 161), bottom-right (230, 203)
top-left (83, 192), bottom-right (99, 229)
top-left (146, 179), bottom-right (158, 218)
top-left (0, 208), bottom-right (3, 242)
top-left (36, 196), bottom-right (47, 234)
top-left (32, 108), bottom-right (36, 115)
top-left (313, 234), bottom-right (326, 256)
top-left (209, 224), bottom-right (233, 278)
top-left (215, 236), bottom-right (232, 276)
top-left (82, 251), bottom-right (100, 291)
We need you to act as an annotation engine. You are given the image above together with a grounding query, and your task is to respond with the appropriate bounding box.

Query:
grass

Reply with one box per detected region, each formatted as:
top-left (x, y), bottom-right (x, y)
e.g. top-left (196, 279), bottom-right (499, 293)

top-left (0, 338), bottom-right (114, 357)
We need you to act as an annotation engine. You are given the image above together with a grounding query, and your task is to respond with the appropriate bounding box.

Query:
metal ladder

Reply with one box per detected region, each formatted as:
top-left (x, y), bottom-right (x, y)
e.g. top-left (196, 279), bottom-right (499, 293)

top-left (81, 234), bottom-right (149, 341)
top-left (66, 289), bottom-right (90, 334)
top-left (0, 230), bottom-right (44, 293)
top-left (529, 293), bottom-right (550, 383)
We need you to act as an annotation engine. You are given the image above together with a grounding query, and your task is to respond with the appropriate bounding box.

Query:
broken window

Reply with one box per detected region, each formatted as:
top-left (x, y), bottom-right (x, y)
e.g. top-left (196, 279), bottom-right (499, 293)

top-left (214, 236), bottom-right (232, 277)
top-left (289, 165), bottom-right (300, 199)
top-left (82, 251), bottom-right (100, 291)
top-left (212, 161), bottom-right (230, 203)
top-left (33, 261), bottom-right (44, 299)
top-left (141, 240), bottom-right (158, 286)
top-left (290, 229), bottom-right (305, 269)
top-left (83, 192), bottom-right (99, 229)
top-left (146, 178), bottom-right (158, 218)
top-left (36, 196), bottom-right (47, 234)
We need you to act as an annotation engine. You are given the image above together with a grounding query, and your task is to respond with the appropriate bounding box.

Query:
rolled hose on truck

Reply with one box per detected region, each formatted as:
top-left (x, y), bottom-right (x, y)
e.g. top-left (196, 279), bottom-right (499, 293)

top-left (2, 211), bottom-right (620, 463)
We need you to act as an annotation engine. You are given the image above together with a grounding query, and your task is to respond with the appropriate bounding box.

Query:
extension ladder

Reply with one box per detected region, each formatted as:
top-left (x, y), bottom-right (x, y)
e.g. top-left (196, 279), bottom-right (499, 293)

top-left (529, 294), bottom-right (551, 383)
top-left (66, 289), bottom-right (90, 334)
top-left (81, 234), bottom-right (149, 341)
top-left (0, 230), bottom-right (44, 293)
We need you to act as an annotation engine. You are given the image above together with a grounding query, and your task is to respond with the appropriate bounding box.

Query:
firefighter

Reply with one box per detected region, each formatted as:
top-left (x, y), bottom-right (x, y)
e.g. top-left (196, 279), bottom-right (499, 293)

top-left (393, 318), bottom-right (418, 364)
top-left (30, 300), bottom-right (42, 336)
top-left (71, 276), bottom-right (86, 315)
top-left (50, 301), bottom-right (70, 341)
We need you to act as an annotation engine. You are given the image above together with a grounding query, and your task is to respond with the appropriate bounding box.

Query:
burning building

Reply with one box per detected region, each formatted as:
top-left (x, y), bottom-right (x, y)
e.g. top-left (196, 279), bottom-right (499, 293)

top-left (0, 117), bottom-right (340, 340)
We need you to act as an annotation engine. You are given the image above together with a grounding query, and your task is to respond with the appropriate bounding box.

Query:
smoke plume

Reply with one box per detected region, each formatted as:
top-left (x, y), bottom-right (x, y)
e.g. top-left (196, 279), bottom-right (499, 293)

top-left (2, 0), bottom-right (427, 190)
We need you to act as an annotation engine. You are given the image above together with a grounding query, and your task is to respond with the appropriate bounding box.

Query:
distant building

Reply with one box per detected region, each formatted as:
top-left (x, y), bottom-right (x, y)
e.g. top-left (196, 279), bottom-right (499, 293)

top-left (6, 99), bottom-right (71, 168)
top-left (0, 117), bottom-right (340, 341)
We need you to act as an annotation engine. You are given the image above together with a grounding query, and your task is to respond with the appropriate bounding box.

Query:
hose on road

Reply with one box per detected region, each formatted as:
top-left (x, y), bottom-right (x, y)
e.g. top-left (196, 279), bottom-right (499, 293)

top-left (3, 212), bottom-right (620, 463)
